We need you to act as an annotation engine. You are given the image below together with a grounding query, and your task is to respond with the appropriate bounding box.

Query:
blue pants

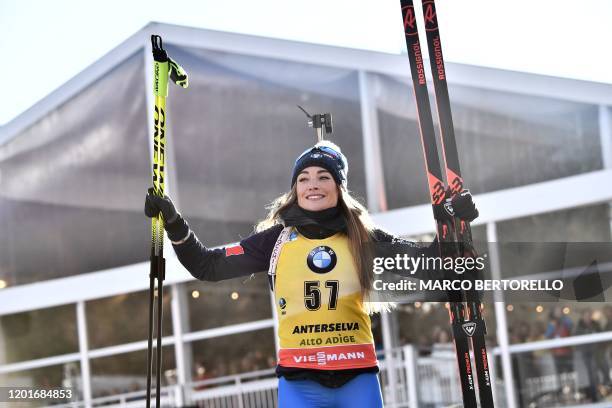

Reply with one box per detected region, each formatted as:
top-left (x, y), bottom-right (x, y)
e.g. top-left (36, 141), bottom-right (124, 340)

top-left (278, 373), bottom-right (384, 408)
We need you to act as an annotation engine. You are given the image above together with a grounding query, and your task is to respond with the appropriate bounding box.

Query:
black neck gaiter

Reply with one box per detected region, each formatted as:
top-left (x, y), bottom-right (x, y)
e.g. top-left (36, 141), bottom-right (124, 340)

top-left (280, 203), bottom-right (347, 239)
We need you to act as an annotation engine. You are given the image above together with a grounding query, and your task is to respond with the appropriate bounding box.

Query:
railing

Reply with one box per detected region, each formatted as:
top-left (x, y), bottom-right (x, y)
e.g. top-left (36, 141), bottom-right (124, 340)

top-left (43, 333), bottom-right (612, 408)
top-left (188, 368), bottom-right (278, 408)
top-left (378, 345), bottom-right (466, 408)
top-left (47, 387), bottom-right (177, 408)
top-left (43, 348), bottom-right (468, 408)
top-left (185, 347), bottom-right (464, 408)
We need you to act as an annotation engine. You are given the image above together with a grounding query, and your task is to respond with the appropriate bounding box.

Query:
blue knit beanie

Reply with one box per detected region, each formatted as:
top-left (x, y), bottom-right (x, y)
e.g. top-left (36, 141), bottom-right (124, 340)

top-left (291, 141), bottom-right (348, 188)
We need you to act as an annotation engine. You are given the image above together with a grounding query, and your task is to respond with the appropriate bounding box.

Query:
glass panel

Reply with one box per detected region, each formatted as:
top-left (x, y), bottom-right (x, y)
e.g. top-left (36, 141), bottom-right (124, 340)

top-left (86, 289), bottom-right (172, 349)
top-left (507, 303), bottom-right (610, 343)
top-left (165, 45), bottom-right (365, 246)
top-left (496, 204), bottom-right (611, 280)
top-left (507, 302), bottom-right (565, 346)
top-left (0, 51), bottom-right (150, 287)
top-left (89, 346), bottom-right (176, 399)
top-left (190, 328), bottom-right (275, 381)
top-left (510, 340), bottom-right (612, 406)
top-left (186, 273), bottom-right (271, 332)
top-left (374, 74), bottom-right (601, 209)
top-left (497, 204), bottom-right (611, 243)
top-left (0, 304), bottom-right (78, 365)
top-left (0, 363), bottom-right (82, 404)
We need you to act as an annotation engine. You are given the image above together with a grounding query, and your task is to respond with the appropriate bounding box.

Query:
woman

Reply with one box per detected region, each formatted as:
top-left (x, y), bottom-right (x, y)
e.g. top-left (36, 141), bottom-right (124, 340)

top-left (145, 140), bottom-right (478, 407)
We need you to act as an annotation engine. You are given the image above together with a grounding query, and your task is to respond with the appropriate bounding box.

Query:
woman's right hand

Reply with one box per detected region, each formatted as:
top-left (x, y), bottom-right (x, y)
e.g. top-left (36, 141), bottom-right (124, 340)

top-left (144, 187), bottom-right (179, 223)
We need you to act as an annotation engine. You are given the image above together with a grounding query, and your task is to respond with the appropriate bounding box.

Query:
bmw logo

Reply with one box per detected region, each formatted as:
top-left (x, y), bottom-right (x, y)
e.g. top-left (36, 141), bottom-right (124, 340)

top-left (289, 231), bottom-right (298, 241)
top-left (279, 298), bottom-right (287, 309)
top-left (307, 246), bottom-right (337, 274)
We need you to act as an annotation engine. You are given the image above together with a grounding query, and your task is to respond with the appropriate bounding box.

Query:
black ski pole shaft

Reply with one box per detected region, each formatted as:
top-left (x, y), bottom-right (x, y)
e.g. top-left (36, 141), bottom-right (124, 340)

top-left (146, 250), bottom-right (155, 407)
top-left (399, 1), bottom-right (478, 406)
top-left (155, 256), bottom-right (165, 408)
top-left (420, 1), bottom-right (494, 405)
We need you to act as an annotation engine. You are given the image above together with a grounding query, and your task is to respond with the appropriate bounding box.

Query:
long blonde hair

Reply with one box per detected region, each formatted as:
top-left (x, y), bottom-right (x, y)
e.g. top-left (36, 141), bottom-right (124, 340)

top-left (256, 185), bottom-right (392, 314)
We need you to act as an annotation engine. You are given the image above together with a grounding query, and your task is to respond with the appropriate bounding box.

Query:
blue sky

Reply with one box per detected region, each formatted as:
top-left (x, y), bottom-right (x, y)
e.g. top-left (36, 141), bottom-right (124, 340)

top-left (1, 0), bottom-right (611, 125)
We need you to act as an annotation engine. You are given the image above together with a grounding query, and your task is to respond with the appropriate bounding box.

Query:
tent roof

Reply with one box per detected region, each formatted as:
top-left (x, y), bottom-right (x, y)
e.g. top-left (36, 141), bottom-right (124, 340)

top-left (2, 21), bottom-right (612, 146)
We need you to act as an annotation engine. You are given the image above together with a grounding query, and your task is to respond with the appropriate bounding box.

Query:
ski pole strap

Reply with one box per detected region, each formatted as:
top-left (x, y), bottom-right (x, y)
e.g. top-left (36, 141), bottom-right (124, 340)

top-left (169, 58), bottom-right (188, 88)
top-left (268, 226), bottom-right (293, 291)
top-left (151, 35), bottom-right (167, 62)
top-left (151, 35), bottom-right (189, 96)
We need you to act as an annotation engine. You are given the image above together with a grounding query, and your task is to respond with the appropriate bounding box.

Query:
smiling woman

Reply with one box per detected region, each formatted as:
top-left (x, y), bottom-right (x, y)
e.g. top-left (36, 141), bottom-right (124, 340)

top-left (292, 141), bottom-right (347, 212)
top-left (296, 167), bottom-right (338, 211)
top-left (144, 139), bottom-right (478, 407)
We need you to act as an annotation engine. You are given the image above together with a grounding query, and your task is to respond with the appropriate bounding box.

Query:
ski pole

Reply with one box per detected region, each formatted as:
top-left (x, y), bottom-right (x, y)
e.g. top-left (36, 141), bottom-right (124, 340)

top-left (147, 34), bottom-right (188, 408)
top-left (399, 1), bottom-right (480, 406)
top-left (418, 1), bottom-right (494, 405)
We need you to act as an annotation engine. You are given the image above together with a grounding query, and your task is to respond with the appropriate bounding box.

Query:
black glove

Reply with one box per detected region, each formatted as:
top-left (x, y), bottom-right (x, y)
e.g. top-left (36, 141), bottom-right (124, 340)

top-left (452, 190), bottom-right (479, 222)
top-left (145, 187), bottom-right (179, 224)
top-left (433, 189), bottom-right (479, 223)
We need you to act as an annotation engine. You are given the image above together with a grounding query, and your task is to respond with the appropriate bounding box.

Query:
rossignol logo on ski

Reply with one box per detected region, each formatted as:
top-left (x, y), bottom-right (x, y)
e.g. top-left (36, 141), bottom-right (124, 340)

top-left (413, 42), bottom-right (426, 85)
top-left (432, 37), bottom-right (445, 80)
top-left (402, 5), bottom-right (418, 36)
top-left (462, 322), bottom-right (477, 337)
top-left (443, 201), bottom-right (455, 216)
top-left (422, 1), bottom-right (445, 80)
top-left (423, 1), bottom-right (438, 31)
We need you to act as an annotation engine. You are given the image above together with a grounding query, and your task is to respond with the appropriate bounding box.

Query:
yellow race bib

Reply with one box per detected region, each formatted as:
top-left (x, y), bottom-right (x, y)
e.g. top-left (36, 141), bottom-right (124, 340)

top-left (274, 230), bottom-right (377, 370)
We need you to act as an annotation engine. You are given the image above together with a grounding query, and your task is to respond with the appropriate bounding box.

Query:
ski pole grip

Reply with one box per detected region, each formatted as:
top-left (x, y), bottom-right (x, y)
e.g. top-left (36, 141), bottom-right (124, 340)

top-left (151, 35), bottom-right (189, 94)
top-left (151, 35), bottom-right (169, 98)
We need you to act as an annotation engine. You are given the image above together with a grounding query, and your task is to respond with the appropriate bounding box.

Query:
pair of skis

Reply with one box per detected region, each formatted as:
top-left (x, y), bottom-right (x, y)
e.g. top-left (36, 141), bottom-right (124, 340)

top-left (399, 1), bottom-right (494, 406)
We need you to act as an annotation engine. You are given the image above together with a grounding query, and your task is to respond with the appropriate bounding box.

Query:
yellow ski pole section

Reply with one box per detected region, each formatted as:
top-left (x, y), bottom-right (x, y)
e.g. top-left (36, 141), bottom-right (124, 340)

top-left (151, 96), bottom-right (167, 255)
top-left (150, 35), bottom-right (188, 255)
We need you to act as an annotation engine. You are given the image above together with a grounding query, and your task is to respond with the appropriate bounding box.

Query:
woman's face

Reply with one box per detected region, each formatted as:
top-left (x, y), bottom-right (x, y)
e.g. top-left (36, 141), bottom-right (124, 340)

top-left (296, 166), bottom-right (339, 211)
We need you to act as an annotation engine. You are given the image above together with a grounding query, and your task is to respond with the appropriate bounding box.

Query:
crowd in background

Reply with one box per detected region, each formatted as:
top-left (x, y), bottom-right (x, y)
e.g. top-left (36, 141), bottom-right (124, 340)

top-left (509, 305), bottom-right (612, 404)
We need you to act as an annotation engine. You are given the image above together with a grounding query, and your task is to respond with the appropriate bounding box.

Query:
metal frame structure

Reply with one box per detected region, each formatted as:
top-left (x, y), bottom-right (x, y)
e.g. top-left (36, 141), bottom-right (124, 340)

top-left (1, 22), bottom-right (612, 408)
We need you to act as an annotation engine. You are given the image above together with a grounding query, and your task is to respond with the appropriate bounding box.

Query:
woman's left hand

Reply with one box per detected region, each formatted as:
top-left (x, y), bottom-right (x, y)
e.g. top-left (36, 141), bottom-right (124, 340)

top-left (434, 189), bottom-right (479, 222)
